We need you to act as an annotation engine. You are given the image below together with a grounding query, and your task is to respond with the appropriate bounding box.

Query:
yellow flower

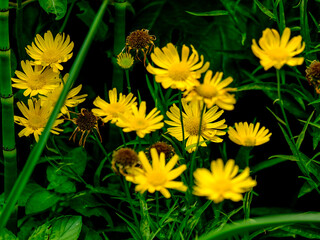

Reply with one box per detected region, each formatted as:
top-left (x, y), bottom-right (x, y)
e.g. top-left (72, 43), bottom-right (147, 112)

top-left (251, 27), bottom-right (305, 70)
top-left (14, 99), bottom-right (64, 142)
top-left (165, 100), bottom-right (227, 153)
top-left (126, 148), bottom-right (187, 198)
top-left (11, 60), bottom-right (60, 97)
top-left (116, 101), bottom-right (164, 138)
top-left (193, 159), bottom-right (257, 203)
top-left (228, 122), bottom-right (271, 146)
top-left (92, 88), bottom-right (137, 124)
top-left (26, 30), bottom-right (74, 72)
top-left (146, 43), bottom-right (209, 91)
top-left (184, 70), bottom-right (237, 110)
top-left (39, 74), bottom-right (87, 117)
top-left (117, 52), bottom-right (134, 69)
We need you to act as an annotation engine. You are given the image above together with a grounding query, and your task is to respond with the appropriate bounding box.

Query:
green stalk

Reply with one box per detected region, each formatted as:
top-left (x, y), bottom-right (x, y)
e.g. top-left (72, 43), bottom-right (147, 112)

top-left (15, 0), bottom-right (26, 62)
top-left (108, 0), bottom-right (126, 150)
top-left (0, 0), bottom-right (109, 229)
top-left (111, 0), bottom-right (126, 91)
top-left (0, 0), bottom-right (17, 232)
top-left (199, 213), bottom-right (320, 240)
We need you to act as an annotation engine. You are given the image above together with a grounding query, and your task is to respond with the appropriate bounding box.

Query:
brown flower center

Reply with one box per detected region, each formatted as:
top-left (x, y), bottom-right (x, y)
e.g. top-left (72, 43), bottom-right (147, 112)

top-left (76, 109), bottom-right (97, 131)
top-left (126, 29), bottom-right (154, 50)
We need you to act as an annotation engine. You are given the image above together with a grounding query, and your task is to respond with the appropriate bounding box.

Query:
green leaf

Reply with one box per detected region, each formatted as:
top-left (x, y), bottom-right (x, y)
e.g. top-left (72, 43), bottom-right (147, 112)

top-left (18, 183), bottom-right (44, 207)
top-left (251, 157), bottom-right (293, 174)
top-left (186, 10), bottom-right (228, 16)
top-left (25, 189), bottom-right (60, 215)
top-left (281, 224), bottom-right (320, 239)
top-left (49, 216), bottom-right (82, 240)
top-left (69, 193), bottom-right (113, 227)
top-left (254, 0), bottom-right (276, 20)
top-left (296, 111), bottom-right (314, 150)
top-left (82, 225), bottom-right (103, 240)
top-left (298, 180), bottom-right (320, 198)
top-left (38, 0), bottom-right (68, 20)
top-left (0, 228), bottom-right (17, 240)
top-left (47, 165), bottom-right (76, 193)
top-left (29, 216), bottom-right (82, 240)
top-left (198, 213), bottom-right (320, 240)
top-left (76, 0), bottom-right (108, 41)
top-left (65, 147), bottom-right (87, 177)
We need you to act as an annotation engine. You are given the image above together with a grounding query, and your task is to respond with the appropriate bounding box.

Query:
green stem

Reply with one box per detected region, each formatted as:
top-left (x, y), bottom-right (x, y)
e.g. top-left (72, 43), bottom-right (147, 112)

top-left (59, 0), bottom-right (76, 33)
top-left (0, 0), bottom-right (110, 230)
top-left (125, 69), bottom-right (131, 93)
top-left (276, 69), bottom-right (293, 139)
top-left (199, 213), bottom-right (320, 240)
top-left (189, 101), bottom-right (205, 185)
top-left (111, 1), bottom-right (126, 91)
top-left (123, 178), bottom-right (139, 224)
top-left (178, 92), bottom-right (186, 157)
top-left (0, 0), bottom-right (17, 232)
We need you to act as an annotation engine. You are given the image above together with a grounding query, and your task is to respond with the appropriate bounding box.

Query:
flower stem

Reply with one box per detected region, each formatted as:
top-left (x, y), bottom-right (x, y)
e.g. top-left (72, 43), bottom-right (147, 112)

top-left (178, 92), bottom-right (186, 157)
top-left (125, 69), bottom-right (131, 93)
top-left (122, 177), bottom-right (139, 224)
top-left (189, 101), bottom-right (205, 185)
top-left (0, 0), bottom-right (110, 229)
top-left (0, 0), bottom-right (17, 232)
top-left (111, 0), bottom-right (126, 92)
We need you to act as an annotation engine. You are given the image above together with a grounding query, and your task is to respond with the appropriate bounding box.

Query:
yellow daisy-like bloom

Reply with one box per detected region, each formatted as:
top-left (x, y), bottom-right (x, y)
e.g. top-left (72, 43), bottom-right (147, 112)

top-left (165, 99), bottom-right (227, 153)
top-left (117, 52), bottom-right (134, 69)
top-left (251, 27), bottom-right (305, 70)
top-left (146, 43), bottom-right (209, 91)
top-left (184, 70), bottom-right (237, 110)
top-left (14, 99), bottom-right (64, 142)
top-left (126, 148), bottom-right (187, 198)
top-left (39, 76), bottom-right (87, 117)
top-left (92, 88), bottom-right (137, 124)
top-left (26, 30), bottom-right (74, 73)
top-left (11, 60), bottom-right (60, 97)
top-left (116, 101), bottom-right (164, 138)
top-left (193, 159), bottom-right (257, 203)
top-left (228, 122), bottom-right (272, 146)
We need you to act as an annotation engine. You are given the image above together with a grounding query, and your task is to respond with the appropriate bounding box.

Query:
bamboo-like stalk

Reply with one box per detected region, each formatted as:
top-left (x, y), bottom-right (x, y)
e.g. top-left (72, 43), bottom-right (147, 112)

top-left (0, 0), bottom-right (17, 232)
top-left (0, 0), bottom-right (109, 230)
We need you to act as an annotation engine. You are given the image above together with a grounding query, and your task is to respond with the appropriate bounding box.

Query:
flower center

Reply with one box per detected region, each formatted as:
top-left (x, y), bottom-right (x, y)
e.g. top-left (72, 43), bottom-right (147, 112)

top-left (195, 84), bottom-right (218, 98)
top-left (184, 116), bottom-right (206, 135)
top-left (147, 171), bottom-right (167, 186)
top-left (76, 110), bottom-right (97, 131)
top-left (28, 114), bottom-right (47, 129)
top-left (28, 72), bottom-right (47, 90)
top-left (133, 117), bottom-right (148, 130)
top-left (108, 103), bottom-right (126, 117)
top-left (267, 48), bottom-right (289, 62)
top-left (168, 63), bottom-right (190, 82)
top-left (212, 178), bottom-right (231, 193)
top-left (243, 137), bottom-right (256, 146)
top-left (41, 49), bottom-right (60, 63)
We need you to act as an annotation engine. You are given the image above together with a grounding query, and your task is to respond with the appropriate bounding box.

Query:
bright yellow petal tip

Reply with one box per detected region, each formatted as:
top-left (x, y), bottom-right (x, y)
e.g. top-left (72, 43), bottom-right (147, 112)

top-left (228, 122), bottom-right (272, 146)
top-left (147, 43), bottom-right (209, 91)
top-left (165, 99), bottom-right (227, 153)
top-left (193, 159), bottom-right (257, 203)
top-left (251, 27), bottom-right (305, 70)
top-left (26, 30), bottom-right (74, 73)
top-left (126, 148), bottom-right (187, 198)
